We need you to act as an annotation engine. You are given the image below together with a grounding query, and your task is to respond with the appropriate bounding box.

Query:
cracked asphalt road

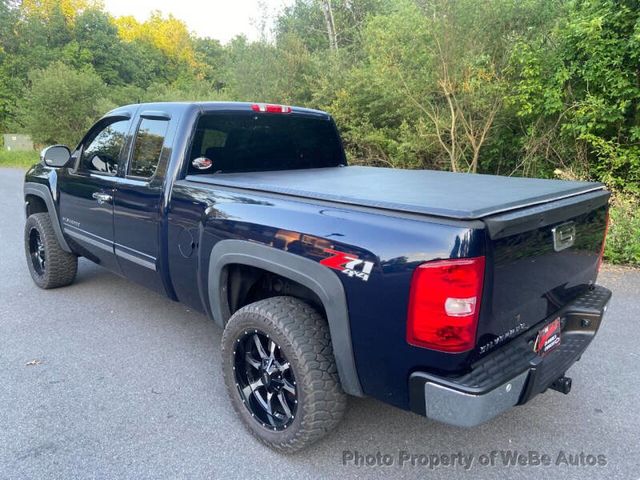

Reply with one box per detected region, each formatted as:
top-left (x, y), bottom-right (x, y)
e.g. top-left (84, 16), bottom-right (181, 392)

top-left (1, 168), bottom-right (639, 479)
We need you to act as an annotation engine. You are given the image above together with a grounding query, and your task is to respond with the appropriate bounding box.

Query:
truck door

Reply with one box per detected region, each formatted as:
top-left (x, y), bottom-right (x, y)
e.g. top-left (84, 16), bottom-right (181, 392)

top-left (58, 116), bottom-right (132, 273)
top-left (113, 111), bottom-right (175, 295)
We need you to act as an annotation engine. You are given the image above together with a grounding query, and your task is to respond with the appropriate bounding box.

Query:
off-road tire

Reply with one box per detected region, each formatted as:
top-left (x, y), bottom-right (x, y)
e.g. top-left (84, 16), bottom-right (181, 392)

top-left (221, 296), bottom-right (347, 452)
top-left (24, 213), bottom-right (77, 289)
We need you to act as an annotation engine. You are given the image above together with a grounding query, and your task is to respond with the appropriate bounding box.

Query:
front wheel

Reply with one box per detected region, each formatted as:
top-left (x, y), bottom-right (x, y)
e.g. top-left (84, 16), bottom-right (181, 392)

top-left (24, 213), bottom-right (77, 289)
top-left (221, 296), bottom-right (347, 452)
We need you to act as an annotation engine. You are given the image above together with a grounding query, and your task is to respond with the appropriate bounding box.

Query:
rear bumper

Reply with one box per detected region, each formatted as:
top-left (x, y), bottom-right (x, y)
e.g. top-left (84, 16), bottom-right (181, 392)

top-left (408, 285), bottom-right (611, 427)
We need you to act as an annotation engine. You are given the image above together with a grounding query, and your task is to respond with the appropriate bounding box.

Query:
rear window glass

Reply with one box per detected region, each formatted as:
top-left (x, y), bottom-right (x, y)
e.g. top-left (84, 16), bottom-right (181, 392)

top-left (189, 112), bottom-right (344, 174)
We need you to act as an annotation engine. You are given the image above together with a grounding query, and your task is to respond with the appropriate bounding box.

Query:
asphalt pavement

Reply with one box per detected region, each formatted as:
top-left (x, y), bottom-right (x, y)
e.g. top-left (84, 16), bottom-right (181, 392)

top-left (1, 167), bottom-right (639, 479)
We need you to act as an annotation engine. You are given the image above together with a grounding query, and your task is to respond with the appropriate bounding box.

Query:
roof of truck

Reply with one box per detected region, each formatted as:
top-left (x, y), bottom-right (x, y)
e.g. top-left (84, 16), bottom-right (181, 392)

top-left (106, 101), bottom-right (329, 119)
top-left (187, 166), bottom-right (606, 220)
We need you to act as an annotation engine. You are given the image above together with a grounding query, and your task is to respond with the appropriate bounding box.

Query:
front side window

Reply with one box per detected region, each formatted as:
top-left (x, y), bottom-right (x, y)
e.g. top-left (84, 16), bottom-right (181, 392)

top-left (81, 120), bottom-right (130, 174)
top-left (129, 118), bottom-right (169, 178)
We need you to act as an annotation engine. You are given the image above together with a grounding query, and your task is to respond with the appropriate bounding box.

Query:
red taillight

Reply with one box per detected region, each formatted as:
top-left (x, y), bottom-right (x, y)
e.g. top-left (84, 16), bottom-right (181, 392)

top-left (407, 257), bottom-right (485, 352)
top-left (251, 103), bottom-right (292, 113)
top-left (597, 210), bottom-right (610, 273)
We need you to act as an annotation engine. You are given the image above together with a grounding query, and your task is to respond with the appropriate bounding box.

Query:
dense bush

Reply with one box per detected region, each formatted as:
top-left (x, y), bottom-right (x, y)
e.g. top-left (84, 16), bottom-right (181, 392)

top-left (605, 195), bottom-right (640, 266)
top-left (18, 62), bottom-right (114, 147)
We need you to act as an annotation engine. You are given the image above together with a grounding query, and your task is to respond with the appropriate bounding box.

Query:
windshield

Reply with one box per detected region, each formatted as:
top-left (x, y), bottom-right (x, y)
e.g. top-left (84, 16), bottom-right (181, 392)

top-left (188, 112), bottom-right (345, 174)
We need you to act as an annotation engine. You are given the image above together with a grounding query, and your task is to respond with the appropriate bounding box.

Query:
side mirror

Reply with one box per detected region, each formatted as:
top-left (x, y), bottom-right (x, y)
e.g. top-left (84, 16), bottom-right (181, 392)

top-left (41, 145), bottom-right (71, 168)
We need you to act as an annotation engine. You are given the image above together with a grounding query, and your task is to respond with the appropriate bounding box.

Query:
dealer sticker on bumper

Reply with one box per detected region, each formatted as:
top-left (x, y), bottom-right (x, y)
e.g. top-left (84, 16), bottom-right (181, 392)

top-left (534, 317), bottom-right (561, 356)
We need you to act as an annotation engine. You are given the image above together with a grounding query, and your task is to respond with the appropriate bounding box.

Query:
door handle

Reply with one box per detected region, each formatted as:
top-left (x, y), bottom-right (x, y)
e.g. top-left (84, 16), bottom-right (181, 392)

top-left (92, 192), bottom-right (113, 205)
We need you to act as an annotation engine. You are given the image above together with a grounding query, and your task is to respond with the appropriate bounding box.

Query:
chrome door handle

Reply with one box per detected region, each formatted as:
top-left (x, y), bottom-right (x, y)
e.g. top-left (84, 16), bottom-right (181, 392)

top-left (92, 192), bottom-right (112, 205)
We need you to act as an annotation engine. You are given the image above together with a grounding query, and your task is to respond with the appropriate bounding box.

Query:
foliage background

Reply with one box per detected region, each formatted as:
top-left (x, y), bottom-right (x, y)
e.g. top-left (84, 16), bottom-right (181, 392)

top-left (0, 0), bottom-right (638, 264)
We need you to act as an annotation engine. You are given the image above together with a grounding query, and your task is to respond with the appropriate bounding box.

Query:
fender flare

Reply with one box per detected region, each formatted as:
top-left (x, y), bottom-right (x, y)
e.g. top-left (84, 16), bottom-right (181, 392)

top-left (24, 182), bottom-right (72, 253)
top-left (208, 239), bottom-right (364, 397)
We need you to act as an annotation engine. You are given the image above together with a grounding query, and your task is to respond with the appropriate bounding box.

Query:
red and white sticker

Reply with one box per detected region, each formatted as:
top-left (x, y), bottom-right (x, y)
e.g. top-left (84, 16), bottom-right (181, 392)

top-left (320, 249), bottom-right (374, 282)
top-left (534, 317), bottom-right (561, 356)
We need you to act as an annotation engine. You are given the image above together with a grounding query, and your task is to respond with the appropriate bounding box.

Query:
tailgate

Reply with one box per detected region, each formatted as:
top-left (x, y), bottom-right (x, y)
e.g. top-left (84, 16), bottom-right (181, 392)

top-left (477, 190), bottom-right (609, 355)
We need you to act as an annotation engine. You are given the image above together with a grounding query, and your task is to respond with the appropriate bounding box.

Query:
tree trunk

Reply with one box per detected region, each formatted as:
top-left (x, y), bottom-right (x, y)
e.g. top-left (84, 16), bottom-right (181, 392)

top-left (320, 0), bottom-right (338, 52)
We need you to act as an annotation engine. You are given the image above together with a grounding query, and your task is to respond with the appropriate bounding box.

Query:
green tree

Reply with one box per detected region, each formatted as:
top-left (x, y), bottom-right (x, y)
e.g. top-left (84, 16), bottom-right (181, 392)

top-left (562, 0), bottom-right (640, 193)
top-left (508, 0), bottom-right (640, 192)
top-left (0, 1), bottom-right (20, 129)
top-left (327, 0), bottom-right (546, 172)
top-left (73, 8), bottom-right (134, 85)
top-left (193, 37), bottom-right (226, 90)
top-left (277, 0), bottom-right (393, 52)
top-left (225, 34), bottom-right (315, 104)
top-left (18, 62), bottom-right (114, 146)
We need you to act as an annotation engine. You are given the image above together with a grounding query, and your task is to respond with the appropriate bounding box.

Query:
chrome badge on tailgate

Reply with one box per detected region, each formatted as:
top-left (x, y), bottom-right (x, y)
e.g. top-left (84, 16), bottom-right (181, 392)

top-left (552, 222), bottom-right (576, 252)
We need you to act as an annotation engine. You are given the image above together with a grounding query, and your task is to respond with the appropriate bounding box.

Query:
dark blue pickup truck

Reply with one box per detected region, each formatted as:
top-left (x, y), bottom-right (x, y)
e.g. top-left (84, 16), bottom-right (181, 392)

top-left (23, 102), bottom-right (611, 451)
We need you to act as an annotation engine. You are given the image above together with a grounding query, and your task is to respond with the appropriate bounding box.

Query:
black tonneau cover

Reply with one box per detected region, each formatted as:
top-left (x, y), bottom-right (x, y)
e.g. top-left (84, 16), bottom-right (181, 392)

top-left (186, 166), bottom-right (604, 220)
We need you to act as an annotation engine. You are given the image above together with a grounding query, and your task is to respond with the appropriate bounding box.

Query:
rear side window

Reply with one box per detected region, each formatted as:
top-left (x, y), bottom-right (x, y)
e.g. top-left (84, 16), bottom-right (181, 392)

top-left (129, 118), bottom-right (169, 178)
top-left (189, 112), bottom-right (345, 174)
top-left (81, 119), bottom-right (130, 175)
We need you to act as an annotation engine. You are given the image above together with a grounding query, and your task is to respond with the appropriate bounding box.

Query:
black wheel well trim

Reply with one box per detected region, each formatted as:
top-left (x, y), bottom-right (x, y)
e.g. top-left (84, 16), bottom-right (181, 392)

top-left (23, 182), bottom-right (72, 253)
top-left (208, 239), bottom-right (364, 397)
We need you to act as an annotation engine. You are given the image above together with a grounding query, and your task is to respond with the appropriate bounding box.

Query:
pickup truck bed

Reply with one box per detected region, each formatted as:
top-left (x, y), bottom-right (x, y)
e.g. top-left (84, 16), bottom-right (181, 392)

top-left (186, 165), bottom-right (604, 219)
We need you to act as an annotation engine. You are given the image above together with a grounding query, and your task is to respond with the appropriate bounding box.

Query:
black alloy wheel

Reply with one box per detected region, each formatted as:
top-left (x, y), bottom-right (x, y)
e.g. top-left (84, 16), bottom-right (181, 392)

top-left (28, 227), bottom-right (46, 275)
top-left (233, 329), bottom-right (297, 431)
top-left (221, 296), bottom-right (347, 452)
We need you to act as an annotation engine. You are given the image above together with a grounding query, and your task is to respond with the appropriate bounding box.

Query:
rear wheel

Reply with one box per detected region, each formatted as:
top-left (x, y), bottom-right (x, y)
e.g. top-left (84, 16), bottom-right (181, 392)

top-left (24, 213), bottom-right (77, 289)
top-left (221, 296), bottom-right (347, 452)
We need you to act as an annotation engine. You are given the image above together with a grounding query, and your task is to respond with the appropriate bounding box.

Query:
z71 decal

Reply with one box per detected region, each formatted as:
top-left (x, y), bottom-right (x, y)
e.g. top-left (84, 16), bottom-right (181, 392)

top-left (320, 248), bottom-right (374, 282)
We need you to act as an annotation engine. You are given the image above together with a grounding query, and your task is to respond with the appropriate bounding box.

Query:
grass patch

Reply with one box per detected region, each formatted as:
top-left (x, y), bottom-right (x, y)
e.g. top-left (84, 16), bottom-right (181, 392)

top-left (0, 150), bottom-right (39, 169)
